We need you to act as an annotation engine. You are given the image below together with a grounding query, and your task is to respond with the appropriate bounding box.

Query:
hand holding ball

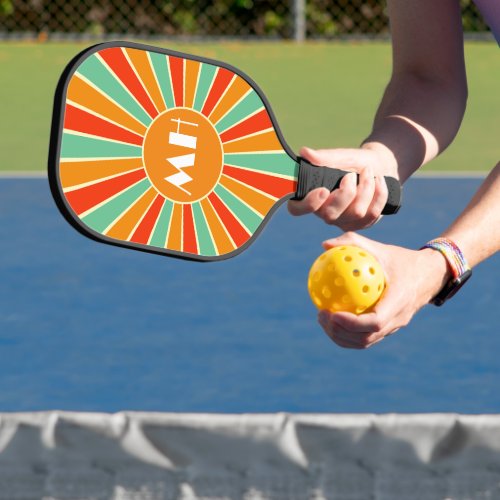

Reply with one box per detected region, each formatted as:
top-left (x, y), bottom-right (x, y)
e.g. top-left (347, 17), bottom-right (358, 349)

top-left (308, 245), bottom-right (385, 314)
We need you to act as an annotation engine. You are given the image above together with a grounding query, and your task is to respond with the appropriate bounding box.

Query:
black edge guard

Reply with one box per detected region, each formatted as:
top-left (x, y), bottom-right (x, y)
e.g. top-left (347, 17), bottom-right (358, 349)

top-left (292, 157), bottom-right (402, 215)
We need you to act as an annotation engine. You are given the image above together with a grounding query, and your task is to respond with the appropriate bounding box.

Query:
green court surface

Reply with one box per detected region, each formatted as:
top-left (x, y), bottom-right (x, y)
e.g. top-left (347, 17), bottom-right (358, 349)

top-left (0, 41), bottom-right (497, 172)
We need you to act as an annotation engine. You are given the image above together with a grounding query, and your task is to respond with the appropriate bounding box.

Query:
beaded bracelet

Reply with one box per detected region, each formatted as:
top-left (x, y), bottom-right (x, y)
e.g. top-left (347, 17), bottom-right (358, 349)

top-left (421, 238), bottom-right (470, 278)
top-left (421, 238), bottom-right (472, 306)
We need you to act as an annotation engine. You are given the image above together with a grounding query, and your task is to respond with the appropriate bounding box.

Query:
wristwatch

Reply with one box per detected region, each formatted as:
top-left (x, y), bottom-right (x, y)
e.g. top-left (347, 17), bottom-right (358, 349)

top-left (421, 238), bottom-right (472, 306)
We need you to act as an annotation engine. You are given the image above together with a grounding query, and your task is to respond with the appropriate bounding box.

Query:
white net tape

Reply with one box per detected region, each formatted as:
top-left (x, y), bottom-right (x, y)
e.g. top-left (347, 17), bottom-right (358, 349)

top-left (0, 412), bottom-right (500, 499)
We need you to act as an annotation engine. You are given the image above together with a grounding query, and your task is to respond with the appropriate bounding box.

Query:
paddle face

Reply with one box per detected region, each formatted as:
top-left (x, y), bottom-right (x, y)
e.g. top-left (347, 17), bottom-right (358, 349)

top-left (49, 41), bottom-right (299, 261)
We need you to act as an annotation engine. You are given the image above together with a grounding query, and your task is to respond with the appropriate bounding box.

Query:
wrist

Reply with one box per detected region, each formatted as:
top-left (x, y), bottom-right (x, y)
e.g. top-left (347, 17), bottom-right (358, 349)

top-left (361, 141), bottom-right (399, 178)
top-left (417, 248), bottom-right (453, 303)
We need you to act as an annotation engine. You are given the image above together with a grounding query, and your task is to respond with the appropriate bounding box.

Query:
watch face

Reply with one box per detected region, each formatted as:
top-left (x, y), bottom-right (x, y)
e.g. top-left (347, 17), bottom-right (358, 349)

top-left (432, 269), bottom-right (472, 306)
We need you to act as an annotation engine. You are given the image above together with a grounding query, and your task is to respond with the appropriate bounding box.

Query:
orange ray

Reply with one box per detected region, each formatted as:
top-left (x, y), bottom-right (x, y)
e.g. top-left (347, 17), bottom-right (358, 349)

top-left (209, 77), bottom-right (252, 125)
top-left (67, 76), bottom-right (147, 136)
top-left (184, 59), bottom-right (201, 109)
top-left (219, 174), bottom-right (276, 217)
top-left (105, 187), bottom-right (157, 240)
top-left (222, 130), bottom-right (283, 154)
top-left (60, 158), bottom-right (144, 189)
top-left (199, 198), bottom-right (235, 256)
top-left (125, 48), bottom-right (166, 114)
top-left (166, 204), bottom-right (183, 251)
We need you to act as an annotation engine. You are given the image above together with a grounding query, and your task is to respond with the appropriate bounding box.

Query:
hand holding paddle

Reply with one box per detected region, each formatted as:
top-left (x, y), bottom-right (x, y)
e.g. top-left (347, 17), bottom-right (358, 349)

top-left (289, 146), bottom-right (400, 231)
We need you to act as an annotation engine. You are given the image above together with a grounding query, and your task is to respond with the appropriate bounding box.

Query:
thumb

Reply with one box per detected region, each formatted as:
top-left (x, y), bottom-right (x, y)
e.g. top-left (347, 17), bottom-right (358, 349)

top-left (322, 231), bottom-right (369, 250)
top-left (299, 147), bottom-right (365, 170)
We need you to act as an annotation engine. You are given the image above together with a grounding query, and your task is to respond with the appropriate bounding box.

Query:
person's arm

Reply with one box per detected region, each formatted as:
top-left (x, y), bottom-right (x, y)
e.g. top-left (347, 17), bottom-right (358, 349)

top-left (441, 164), bottom-right (500, 268)
top-left (288, 0), bottom-right (467, 229)
top-left (318, 162), bottom-right (500, 349)
top-left (364, 0), bottom-right (468, 181)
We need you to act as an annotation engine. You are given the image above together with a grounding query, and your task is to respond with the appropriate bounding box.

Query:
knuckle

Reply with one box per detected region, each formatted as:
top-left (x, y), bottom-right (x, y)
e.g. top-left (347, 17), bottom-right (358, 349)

top-left (287, 201), bottom-right (304, 216)
top-left (366, 205), bottom-right (382, 219)
top-left (343, 183), bottom-right (357, 198)
top-left (359, 339), bottom-right (371, 349)
top-left (350, 205), bottom-right (367, 219)
top-left (319, 207), bottom-right (340, 225)
top-left (326, 214), bottom-right (340, 225)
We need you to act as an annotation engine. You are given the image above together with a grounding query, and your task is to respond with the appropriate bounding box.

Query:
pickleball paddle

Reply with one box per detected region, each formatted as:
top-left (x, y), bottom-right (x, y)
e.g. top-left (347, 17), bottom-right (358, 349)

top-left (48, 41), bottom-right (401, 261)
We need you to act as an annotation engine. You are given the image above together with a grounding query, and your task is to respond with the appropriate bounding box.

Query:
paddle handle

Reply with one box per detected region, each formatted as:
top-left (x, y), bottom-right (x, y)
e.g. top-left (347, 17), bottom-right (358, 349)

top-left (293, 157), bottom-right (402, 215)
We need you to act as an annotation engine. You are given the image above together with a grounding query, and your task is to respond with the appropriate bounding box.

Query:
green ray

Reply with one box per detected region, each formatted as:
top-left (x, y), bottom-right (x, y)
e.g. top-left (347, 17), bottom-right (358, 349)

top-left (77, 54), bottom-right (152, 126)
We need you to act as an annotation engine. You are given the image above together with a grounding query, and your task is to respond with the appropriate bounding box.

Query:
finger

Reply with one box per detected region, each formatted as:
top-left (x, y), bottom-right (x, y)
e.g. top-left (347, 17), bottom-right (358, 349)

top-left (322, 324), bottom-right (365, 349)
top-left (319, 311), bottom-right (370, 349)
top-left (364, 335), bottom-right (386, 348)
top-left (332, 292), bottom-right (401, 339)
top-left (331, 336), bottom-right (365, 349)
top-left (342, 164), bottom-right (376, 221)
top-left (330, 317), bottom-right (390, 349)
top-left (330, 311), bottom-right (385, 335)
top-left (315, 172), bottom-right (357, 224)
top-left (319, 310), bottom-right (391, 349)
top-left (299, 147), bottom-right (367, 171)
top-left (362, 174), bottom-right (389, 225)
top-left (287, 188), bottom-right (330, 216)
top-left (322, 231), bottom-right (370, 251)
top-left (329, 327), bottom-right (379, 349)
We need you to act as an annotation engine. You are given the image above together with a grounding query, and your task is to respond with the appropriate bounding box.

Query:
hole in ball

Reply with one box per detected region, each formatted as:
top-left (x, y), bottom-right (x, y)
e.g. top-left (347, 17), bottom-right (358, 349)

top-left (342, 295), bottom-right (351, 304)
top-left (362, 285), bottom-right (369, 293)
top-left (352, 269), bottom-right (360, 277)
top-left (313, 294), bottom-right (322, 308)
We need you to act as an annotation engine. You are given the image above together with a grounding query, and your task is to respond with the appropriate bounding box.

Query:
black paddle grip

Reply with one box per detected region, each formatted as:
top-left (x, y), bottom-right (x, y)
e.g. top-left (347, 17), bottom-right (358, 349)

top-left (293, 157), bottom-right (402, 215)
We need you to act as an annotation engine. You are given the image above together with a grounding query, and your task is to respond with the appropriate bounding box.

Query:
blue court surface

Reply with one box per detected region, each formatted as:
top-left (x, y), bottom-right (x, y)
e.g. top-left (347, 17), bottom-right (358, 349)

top-left (0, 176), bottom-right (498, 413)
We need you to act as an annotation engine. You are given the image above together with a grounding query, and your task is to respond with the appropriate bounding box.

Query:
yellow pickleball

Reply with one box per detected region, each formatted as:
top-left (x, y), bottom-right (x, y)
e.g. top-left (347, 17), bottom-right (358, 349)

top-left (308, 245), bottom-right (385, 314)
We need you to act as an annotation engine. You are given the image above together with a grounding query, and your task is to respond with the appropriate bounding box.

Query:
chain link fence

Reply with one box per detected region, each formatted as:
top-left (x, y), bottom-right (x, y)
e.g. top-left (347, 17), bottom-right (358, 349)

top-left (0, 0), bottom-right (491, 40)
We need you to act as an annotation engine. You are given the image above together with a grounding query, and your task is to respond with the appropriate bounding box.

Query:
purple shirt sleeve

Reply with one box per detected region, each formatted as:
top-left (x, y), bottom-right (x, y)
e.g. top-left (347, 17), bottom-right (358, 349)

top-left (473, 0), bottom-right (500, 45)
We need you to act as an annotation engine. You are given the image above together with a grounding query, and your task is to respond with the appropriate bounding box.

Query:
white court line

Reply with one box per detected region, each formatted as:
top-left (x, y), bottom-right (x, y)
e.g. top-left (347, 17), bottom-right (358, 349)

top-left (0, 171), bottom-right (48, 178)
top-left (0, 170), bottom-right (489, 179)
top-left (414, 170), bottom-right (487, 178)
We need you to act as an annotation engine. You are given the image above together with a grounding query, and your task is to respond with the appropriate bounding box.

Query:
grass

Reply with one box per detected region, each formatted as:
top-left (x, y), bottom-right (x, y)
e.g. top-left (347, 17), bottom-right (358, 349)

top-left (0, 40), bottom-right (497, 172)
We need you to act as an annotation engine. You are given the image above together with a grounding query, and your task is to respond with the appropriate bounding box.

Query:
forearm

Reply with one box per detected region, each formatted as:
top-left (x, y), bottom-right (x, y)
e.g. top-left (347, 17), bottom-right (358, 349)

top-left (363, 73), bottom-right (467, 182)
top-left (417, 162), bottom-right (500, 303)
top-left (441, 162), bottom-right (500, 267)
top-left (361, 0), bottom-right (467, 183)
